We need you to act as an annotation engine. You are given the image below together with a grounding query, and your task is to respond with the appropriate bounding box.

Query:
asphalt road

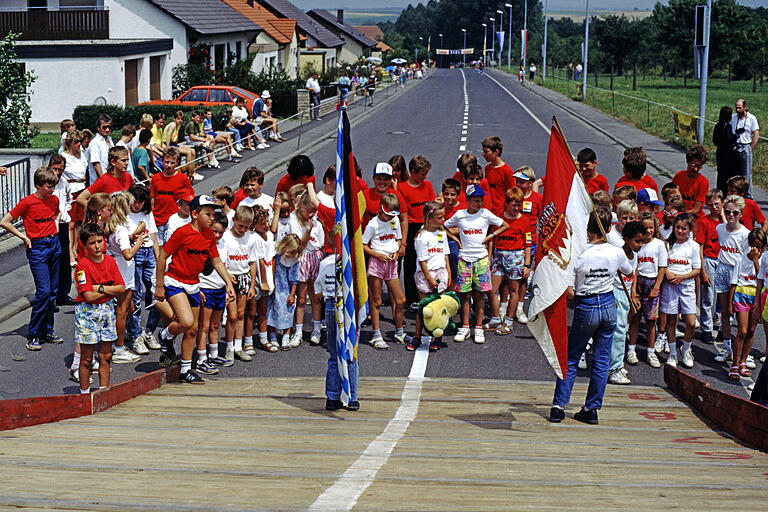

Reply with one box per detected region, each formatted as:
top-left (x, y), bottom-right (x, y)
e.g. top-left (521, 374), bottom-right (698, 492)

top-left (0, 68), bottom-right (762, 400)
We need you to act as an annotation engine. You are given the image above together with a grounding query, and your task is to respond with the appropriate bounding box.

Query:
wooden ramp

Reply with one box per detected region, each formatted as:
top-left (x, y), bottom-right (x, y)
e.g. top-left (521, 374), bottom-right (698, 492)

top-left (0, 377), bottom-right (766, 511)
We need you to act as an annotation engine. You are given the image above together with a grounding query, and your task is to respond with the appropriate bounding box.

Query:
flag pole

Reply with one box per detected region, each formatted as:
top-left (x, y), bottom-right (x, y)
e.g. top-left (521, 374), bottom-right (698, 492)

top-left (552, 116), bottom-right (636, 314)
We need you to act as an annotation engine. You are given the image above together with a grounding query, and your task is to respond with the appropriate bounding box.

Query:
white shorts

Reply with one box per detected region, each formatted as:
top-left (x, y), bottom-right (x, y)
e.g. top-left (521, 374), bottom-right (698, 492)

top-left (660, 280), bottom-right (697, 315)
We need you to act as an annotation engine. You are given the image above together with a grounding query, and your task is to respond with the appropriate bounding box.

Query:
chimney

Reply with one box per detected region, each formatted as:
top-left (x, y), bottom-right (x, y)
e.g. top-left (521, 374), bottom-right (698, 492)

top-left (337, 9), bottom-right (344, 24)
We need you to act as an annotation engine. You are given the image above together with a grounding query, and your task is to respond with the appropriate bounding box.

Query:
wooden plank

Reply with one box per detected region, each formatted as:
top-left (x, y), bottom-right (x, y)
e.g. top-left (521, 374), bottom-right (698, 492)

top-left (0, 394), bottom-right (91, 431)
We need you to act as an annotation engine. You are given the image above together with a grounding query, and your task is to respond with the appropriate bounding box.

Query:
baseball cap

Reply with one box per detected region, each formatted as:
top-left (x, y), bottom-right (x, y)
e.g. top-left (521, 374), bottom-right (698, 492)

top-left (466, 184), bottom-right (486, 197)
top-left (513, 167), bottom-right (535, 181)
top-left (261, 90), bottom-right (270, 99)
top-left (175, 189), bottom-right (195, 203)
top-left (637, 188), bottom-right (664, 206)
top-left (190, 194), bottom-right (221, 211)
top-left (373, 162), bottom-right (393, 176)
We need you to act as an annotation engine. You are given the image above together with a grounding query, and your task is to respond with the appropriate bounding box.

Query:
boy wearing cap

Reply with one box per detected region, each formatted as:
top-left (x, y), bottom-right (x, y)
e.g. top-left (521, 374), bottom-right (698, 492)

top-left (150, 147), bottom-right (193, 245)
top-left (444, 185), bottom-right (508, 344)
top-left (154, 195), bottom-right (235, 384)
top-left (673, 145), bottom-right (709, 218)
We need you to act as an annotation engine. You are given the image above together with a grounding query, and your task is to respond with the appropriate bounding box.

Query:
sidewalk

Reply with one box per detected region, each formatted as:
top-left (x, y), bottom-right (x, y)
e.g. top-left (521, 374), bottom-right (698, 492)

top-left (0, 76), bottom-right (425, 325)
top-left (488, 69), bottom-right (768, 210)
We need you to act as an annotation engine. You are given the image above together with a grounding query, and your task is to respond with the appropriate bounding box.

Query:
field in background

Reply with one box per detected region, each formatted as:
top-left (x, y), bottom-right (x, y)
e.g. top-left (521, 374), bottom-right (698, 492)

top-left (549, 9), bottom-right (653, 21)
top-left (339, 8), bottom-right (400, 25)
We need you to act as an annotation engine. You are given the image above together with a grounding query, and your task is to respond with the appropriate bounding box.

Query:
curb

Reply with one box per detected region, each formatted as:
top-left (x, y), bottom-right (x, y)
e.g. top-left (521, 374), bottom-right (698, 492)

top-left (0, 293), bottom-right (34, 326)
top-left (0, 365), bottom-right (179, 431)
top-left (487, 69), bottom-right (677, 180)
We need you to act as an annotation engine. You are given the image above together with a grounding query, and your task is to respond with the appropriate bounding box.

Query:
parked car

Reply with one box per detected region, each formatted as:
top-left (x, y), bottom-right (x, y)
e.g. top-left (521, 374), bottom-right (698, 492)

top-left (141, 85), bottom-right (259, 114)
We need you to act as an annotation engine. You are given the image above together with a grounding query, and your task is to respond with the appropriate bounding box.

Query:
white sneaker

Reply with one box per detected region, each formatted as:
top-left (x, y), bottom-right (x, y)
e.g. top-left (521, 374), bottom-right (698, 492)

top-left (655, 333), bottom-right (668, 354)
top-left (133, 336), bottom-right (149, 355)
top-left (281, 335), bottom-right (291, 351)
top-left (680, 348), bottom-right (694, 368)
top-left (112, 346), bottom-right (139, 364)
top-left (515, 307), bottom-right (528, 324)
top-left (235, 143), bottom-right (244, 152)
top-left (648, 351), bottom-right (661, 368)
top-left (392, 332), bottom-right (406, 344)
top-left (270, 133), bottom-right (280, 141)
top-left (210, 158), bottom-right (221, 168)
top-left (454, 327), bottom-right (470, 343)
top-left (578, 352), bottom-right (588, 370)
top-left (666, 355), bottom-right (678, 368)
top-left (714, 347), bottom-right (732, 363)
top-left (225, 348), bottom-right (235, 364)
top-left (626, 351), bottom-right (639, 365)
top-left (747, 382), bottom-right (755, 391)
top-left (746, 354), bottom-right (756, 369)
top-left (144, 331), bottom-right (161, 350)
top-left (193, 172), bottom-right (205, 181)
top-left (473, 328), bottom-right (485, 344)
top-left (235, 349), bottom-right (252, 361)
top-left (310, 330), bottom-right (321, 345)
top-left (675, 329), bottom-right (684, 340)
top-left (608, 368), bottom-right (631, 385)
top-left (257, 142), bottom-right (269, 150)
top-left (290, 331), bottom-right (302, 348)
top-left (229, 152), bottom-right (242, 159)
top-left (244, 344), bottom-right (256, 356)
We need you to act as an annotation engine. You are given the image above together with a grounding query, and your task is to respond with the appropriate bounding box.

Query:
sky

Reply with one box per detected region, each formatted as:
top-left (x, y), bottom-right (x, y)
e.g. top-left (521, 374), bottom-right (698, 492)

top-left (295, 1), bottom-right (763, 10)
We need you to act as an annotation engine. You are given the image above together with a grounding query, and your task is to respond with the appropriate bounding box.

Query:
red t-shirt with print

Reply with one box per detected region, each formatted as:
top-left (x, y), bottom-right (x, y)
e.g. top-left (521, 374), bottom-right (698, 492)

top-left (521, 191), bottom-right (543, 244)
top-left (444, 198), bottom-right (468, 220)
top-left (398, 180), bottom-right (435, 224)
top-left (672, 170), bottom-right (708, 216)
top-left (696, 215), bottom-right (722, 259)
top-left (363, 186), bottom-right (405, 227)
top-left (494, 215), bottom-right (531, 251)
top-left (10, 194), bottom-right (59, 239)
top-left (164, 223), bottom-right (220, 284)
top-left (151, 171), bottom-right (192, 225)
top-left (75, 254), bottom-right (124, 304)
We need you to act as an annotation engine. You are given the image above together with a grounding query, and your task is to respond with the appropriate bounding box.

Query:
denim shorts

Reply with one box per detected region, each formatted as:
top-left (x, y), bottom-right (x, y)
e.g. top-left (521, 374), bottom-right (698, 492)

top-left (201, 287), bottom-right (226, 311)
top-left (75, 300), bottom-right (117, 345)
top-left (713, 263), bottom-right (734, 294)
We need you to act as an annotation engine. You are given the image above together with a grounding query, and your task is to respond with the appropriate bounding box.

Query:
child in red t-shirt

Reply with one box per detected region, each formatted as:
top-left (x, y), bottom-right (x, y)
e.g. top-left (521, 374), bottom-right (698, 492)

top-left (73, 223), bottom-right (125, 392)
top-left (150, 147), bottom-right (193, 245)
top-left (533, 147), bottom-right (609, 196)
top-left (487, 187), bottom-right (531, 335)
top-left (77, 146), bottom-right (134, 211)
top-left (697, 189), bottom-right (724, 344)
top-left (513, 166), bottom-right (542, 323)
top-left (672, 145), bottom-right (709, 218)
top-left (481, 136), bottom-right (516, 216)
top-left (276, 154), bottom-right (315, 195)
top-left (398, 155), bottom-right (436, 307)
top-left (728, 175), bottom-right (768, 232)
top-left (614, 147), bottom-right (658, 195)
top-left (154, 195), bottom-right (235, 384)
top-left (0, 166), bottom-right (62, 349)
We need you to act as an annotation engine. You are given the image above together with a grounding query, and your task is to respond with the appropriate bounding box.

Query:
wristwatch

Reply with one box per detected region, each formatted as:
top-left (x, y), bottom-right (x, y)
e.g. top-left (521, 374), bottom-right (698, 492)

top-left (98, 284), bottom-right (105, 294)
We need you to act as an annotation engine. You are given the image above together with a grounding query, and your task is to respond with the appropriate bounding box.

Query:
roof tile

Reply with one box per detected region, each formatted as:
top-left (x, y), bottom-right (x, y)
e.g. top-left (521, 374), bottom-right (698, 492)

top-left (307, 9), bottom-right (377, 48)
top-left (256, 0), bottom-right (343, 48)
top-left (148, 0), bottom-right (259, 35)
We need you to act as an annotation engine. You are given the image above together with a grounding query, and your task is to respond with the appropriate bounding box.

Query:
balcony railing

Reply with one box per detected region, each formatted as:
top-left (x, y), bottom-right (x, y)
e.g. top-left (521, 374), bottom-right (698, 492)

top-left (0, 9), bottom-right (109, 40)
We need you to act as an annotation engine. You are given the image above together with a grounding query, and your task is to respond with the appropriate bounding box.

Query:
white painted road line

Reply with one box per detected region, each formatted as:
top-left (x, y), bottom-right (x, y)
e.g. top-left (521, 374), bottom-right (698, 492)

top-left (483, 73), bottom-right (551, 135)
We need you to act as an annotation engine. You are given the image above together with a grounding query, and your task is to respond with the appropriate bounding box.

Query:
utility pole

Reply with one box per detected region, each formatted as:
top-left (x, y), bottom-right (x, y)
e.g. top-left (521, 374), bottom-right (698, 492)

top-left (496, 9), bottom-right (503, 66)
top-left (542, 0), bottom-right (548, 83)
top-left (482, 23), bottom-right (487, 66)
top-left (505, 3), bottom-right (512, 72)
top-left (697, 0), bottom-right (712, 144)
top-left (523, 0), bottom-right (528, 66)
top-left (439, 33), bottom-right (443, 68)
top-left (583, 0), bottom-right (590, 99)
top-left (490, 17), bottom-right (495, 66)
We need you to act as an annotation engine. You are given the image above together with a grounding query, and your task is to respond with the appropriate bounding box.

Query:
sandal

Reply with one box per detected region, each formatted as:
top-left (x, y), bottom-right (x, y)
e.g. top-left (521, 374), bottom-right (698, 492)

top-left (739, 364), bottom-right (752, 377)
top-left (728, 365), bottom-right (740, 380)
top-left (261, 341), bottom-right (279, 353)
top-left (429, 342), bottom-right (439, 352)
top-left (406, 339), bottom-right (421, 351)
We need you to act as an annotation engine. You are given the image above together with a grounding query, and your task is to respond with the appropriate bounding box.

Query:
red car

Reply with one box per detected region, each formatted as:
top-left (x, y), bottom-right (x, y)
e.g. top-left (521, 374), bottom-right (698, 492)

top-left (141, 85), bottom-right (259, 114)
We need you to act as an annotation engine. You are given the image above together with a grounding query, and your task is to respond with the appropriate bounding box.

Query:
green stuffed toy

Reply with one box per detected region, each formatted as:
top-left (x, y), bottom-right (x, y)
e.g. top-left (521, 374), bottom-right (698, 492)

top-left (418, 291), bottom-right (460, 337)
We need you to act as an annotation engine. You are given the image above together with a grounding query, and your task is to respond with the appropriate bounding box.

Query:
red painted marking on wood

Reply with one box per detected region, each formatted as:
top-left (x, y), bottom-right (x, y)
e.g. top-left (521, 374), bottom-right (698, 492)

top-left (0, 395), bottom-right (91, 431)
top-left (672, 436), bottom-right (713, 444)
top-left (628, 393), bottom-right (660, 400)
top-left (695, 451), bottom-right (754, 460)
top-left (639, 411), bottom-right (677, 420)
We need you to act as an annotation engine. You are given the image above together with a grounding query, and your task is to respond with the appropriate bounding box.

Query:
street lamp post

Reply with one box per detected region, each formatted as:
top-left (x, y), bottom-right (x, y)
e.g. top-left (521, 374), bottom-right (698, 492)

top-left (417, 36), bottom-right (423, 66)
top-left (490, 17), bottom-right (495, 67)
top-left (461, 28), bottom-right (466, 66)
top-left (542, 0), bottom-right (548, 83)
top-left (496, 9), bottom-right (503, 66)
top-left (482, 23), bottom-right (487, 66)
top-left (583, 0), bottom-right (590, 99)
top-left (505, 3), bottom-right (512, 72)
top-left (439, 33), bottom-right (443, 68)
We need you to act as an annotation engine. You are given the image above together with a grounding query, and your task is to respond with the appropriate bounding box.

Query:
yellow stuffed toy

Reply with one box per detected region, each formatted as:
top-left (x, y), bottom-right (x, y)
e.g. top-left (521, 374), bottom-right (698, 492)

top-left (419, 291), bottom-right (460, 337)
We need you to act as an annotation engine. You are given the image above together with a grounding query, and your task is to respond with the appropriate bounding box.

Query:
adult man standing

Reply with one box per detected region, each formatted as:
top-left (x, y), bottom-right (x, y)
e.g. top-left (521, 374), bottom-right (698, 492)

top-left (88, 114), bottom-right (113, 185)
top-left (732, 98), bottom-right (760, 196)
top-left (306, 72), bottom-right (321, 121)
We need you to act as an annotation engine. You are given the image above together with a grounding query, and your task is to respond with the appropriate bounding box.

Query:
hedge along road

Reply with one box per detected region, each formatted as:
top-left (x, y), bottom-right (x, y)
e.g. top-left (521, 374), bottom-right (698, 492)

top-left (0, 68), bottom-right (762, 402)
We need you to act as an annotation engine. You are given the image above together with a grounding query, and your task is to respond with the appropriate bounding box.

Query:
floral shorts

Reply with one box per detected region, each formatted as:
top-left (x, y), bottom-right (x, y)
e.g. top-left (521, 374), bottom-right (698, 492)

top-left (456, 257), bottom-right (491, 293)
top-left (75, 300), bottom-right (117, 345)
top-left (491, 248), bottom-right (525, 279)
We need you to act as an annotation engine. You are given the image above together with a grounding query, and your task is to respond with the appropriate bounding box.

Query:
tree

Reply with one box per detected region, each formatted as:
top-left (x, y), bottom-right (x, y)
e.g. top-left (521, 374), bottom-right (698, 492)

top-left (0, 33), bottom-right (37, 148)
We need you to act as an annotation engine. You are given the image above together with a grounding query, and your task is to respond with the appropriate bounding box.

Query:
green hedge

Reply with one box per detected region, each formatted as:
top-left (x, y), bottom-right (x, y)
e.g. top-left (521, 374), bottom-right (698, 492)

top-left (73, 104), bottom-right (231, 134)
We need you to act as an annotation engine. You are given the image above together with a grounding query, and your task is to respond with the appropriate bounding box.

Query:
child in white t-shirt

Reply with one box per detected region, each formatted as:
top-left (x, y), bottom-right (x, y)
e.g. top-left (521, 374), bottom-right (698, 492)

top-left (239, 167), bottom-right (274, 224)
top-left (363, 193), bottom-right (405, 349)
top-left (252, 205), bottom-right (277, 352)
top-left (444, 185), bottom-right (508, 344)
top-left (660, 213), bottom-right (701, 368)
top-left (197, 212), bottom-right (229, 373)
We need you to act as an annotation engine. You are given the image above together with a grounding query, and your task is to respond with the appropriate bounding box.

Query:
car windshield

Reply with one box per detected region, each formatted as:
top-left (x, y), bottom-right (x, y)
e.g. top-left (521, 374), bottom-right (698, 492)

top-left (233, 88), bottom-right (255, 98)
top-left (183, 89), bottom-right (208, 102)
top-left (208, 89), bottom-right (230, 103)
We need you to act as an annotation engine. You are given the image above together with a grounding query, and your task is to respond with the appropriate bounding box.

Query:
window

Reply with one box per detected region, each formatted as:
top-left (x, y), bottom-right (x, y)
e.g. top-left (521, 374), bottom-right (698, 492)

top-left (182, 88), bottom-right (208, 102)
top-left (58, 0), bottom-right (100, 9)
top-left (233, 87), bottom-right (255, 98)
top-left (27, 0), bottom-right (47, 10)
top-left (208, 89), bottom-right (229, 103)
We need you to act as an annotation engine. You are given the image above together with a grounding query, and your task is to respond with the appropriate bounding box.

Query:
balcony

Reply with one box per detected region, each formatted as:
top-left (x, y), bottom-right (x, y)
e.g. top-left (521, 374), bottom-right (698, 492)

top-left (0, 9), bottom-right (109, 40)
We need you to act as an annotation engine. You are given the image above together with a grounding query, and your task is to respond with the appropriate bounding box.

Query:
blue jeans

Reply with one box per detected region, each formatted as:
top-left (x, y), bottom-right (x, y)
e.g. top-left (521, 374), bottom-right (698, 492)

top-left (325, 299), bottom-right (358, 402)
top-left (156, 223), bottom-right (169, 246)
top-left (310, 92), bottom-right (321, 119)
top-left (27, 235), bottom-right (61, 338)
top-left (736, 144), bottom-right (753, 196)
top-left (127, 246), bottom-right (159, 340)
top-left (700, 256), bottom-right (718, 335)
top-left (448, 240), bottom-right (459, 284)
top-left (552, 292), bottom-right (616, 411)
top-left (226, 127), bottom-right (241, 145)
top-left (610, 286), bottom-right (630, 371)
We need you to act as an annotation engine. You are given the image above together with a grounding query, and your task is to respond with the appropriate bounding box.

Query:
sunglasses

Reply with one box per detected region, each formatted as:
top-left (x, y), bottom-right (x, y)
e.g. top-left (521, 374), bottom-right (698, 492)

top-left (101, 125), bottom-right (112, 130)
top-left (724, 209), bottom-right (741, 216)
top-left (73, 139), bottom-right (82, 143)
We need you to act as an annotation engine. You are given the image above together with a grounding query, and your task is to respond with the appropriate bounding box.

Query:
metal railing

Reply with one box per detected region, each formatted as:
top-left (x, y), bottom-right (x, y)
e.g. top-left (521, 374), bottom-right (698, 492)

top-left (0, 9), bottom-right (109, 40)
top-left (0, 157), bottom-right (31, 236)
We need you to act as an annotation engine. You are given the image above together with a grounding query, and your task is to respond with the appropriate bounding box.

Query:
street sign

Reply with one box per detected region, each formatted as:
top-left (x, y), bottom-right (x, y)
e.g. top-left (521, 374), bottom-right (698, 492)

top-left (436, 49), bottom-right (474, 55)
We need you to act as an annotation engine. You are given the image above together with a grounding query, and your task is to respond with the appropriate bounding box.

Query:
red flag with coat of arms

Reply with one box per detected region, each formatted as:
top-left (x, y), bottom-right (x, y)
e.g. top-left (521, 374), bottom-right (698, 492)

top-left (527, 120), bottom-right (591, 379)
